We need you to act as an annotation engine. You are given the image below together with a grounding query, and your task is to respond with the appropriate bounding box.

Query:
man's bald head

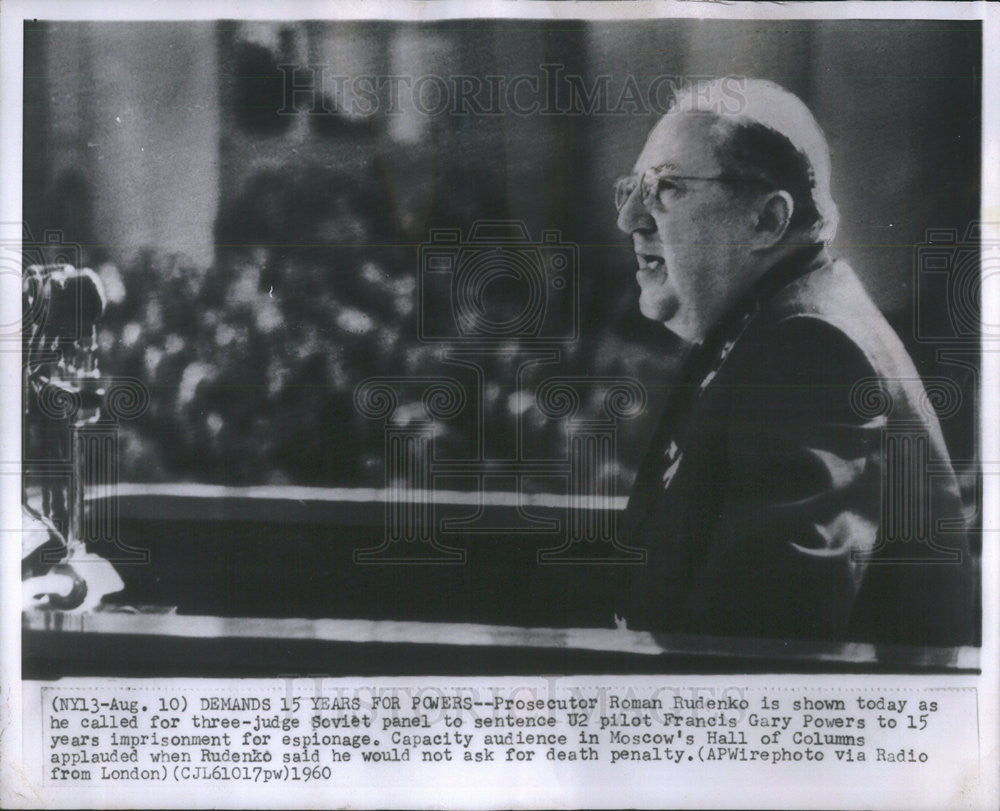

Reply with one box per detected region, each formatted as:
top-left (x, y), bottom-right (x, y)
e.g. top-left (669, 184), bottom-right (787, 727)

top-left (616, 78), bottom-right (840, 342)
top-left (663, 78), bottom-right (839, 245)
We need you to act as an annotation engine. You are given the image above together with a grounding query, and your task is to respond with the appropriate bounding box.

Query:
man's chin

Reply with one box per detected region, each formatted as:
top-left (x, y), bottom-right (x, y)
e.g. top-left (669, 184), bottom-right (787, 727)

top-left (638, 293), bottom-right (678, 324)
top-left (639, 301), bottom-right (696, 343)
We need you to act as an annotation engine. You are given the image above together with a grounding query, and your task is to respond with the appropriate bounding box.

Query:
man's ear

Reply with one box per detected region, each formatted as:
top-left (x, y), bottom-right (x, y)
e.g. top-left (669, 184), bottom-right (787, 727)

top-left (753, 190), bottom-right (794, 248)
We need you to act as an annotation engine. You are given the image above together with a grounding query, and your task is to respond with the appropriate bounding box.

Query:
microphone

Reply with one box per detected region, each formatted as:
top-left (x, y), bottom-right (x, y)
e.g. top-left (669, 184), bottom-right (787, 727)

top-left (30, 264), bottom-right (107, 339)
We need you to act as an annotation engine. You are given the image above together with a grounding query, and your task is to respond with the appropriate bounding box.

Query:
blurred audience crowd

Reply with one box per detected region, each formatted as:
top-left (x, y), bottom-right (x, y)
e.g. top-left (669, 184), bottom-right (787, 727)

top-left (93, 164), bottom-right (665, 490)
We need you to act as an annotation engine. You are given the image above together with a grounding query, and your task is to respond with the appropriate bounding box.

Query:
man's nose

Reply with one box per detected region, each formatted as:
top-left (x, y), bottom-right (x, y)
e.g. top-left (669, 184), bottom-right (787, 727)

top-left (616, 186), bottom-right (655, 235)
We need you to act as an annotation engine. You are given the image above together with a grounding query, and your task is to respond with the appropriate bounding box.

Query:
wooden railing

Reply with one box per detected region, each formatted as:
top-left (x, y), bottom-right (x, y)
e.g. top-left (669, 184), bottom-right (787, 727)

top-left (22, 484), bottom-right (980, 677)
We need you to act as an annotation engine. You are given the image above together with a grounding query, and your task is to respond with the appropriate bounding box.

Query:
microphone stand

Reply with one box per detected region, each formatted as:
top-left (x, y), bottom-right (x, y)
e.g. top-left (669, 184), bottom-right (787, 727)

top-left (22, 264), bottom-right (124, 612)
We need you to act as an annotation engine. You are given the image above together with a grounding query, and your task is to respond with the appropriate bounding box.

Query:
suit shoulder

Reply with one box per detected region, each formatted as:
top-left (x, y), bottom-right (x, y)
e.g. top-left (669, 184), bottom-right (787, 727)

top-left (737, 309), bottom-right (877, 392)
top-left (766, 258), bottom-right (880, 325)
top-left (758, 258), bottom-right (918, 384)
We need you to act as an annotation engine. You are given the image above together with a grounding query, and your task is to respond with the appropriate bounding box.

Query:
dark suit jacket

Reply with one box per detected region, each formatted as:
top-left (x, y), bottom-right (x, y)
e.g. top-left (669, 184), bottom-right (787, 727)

top-left (621, 244), bottom-right (974, 646)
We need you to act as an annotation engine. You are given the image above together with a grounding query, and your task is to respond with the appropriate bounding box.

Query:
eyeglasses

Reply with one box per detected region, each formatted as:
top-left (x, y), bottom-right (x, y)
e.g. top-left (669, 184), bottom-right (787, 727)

top-left (613, 164), bottom-right (772, 212)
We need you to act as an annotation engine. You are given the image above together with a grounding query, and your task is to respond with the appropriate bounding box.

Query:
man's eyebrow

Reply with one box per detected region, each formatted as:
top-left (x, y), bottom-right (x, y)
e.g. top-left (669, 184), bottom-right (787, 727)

top-left (627, 161), bottom-right (680, 176)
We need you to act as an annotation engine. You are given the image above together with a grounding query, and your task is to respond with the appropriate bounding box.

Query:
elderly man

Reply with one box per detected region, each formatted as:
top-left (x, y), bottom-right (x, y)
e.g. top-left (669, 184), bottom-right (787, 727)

top-left (616, 78), bottom-right (973, 646)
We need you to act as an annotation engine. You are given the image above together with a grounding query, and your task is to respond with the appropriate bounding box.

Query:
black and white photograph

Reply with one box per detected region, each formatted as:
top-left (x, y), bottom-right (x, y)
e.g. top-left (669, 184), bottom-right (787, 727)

top-left (2, 1), bottom-right (997, 809)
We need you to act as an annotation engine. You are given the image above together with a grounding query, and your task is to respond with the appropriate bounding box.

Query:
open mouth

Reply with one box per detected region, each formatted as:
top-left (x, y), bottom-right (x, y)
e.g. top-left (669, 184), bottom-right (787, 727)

top-left (636, 253), bottom-right (666, 274)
